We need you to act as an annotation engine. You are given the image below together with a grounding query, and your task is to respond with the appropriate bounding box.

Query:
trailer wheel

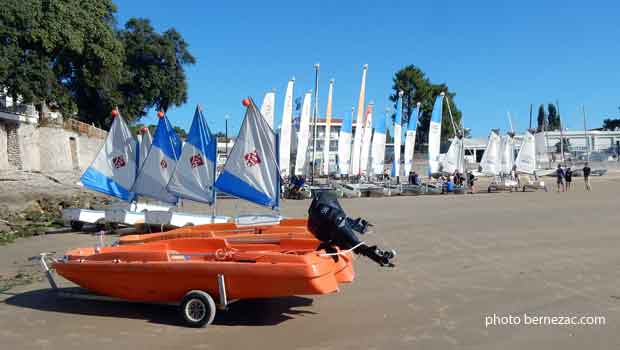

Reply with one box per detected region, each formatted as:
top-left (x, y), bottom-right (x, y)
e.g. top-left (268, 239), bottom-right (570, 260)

top-left (70, 221), bottom-right (84, 231)
top-left (180, 290), bottom-right (216, 327)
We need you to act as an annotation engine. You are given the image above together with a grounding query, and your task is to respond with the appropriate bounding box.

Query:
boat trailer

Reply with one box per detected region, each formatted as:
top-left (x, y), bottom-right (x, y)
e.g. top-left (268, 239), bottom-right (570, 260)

top-left (34, 252), bottom-right (236, 327)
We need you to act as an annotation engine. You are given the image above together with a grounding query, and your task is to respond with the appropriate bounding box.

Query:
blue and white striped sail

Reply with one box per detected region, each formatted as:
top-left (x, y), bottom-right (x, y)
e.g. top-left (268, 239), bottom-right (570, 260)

top-left (370, 110), bottom-right (387, 176)
top-left (403, 103), bottom-right (420, 175)
top-left (337, 109), bottom-right (353, 176)
top-left (132, 113), bottom-right (182, 204)
top-left (138, 128), bottom-right (152, 170)
top-left (428, 93), bottom-right (445, 175)
top-left (391, 92), bottom-right (403, 177)
top-left (215, 99), bottom-right (279, 209)
top-left (167, 105), bottom-right (216, 204)
top-left (80, 111), bottom-right (138, 201)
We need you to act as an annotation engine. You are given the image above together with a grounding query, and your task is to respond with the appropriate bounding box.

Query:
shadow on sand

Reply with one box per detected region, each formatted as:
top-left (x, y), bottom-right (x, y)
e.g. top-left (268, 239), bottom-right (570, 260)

top-left (4, 288), bottom-right (316, 327)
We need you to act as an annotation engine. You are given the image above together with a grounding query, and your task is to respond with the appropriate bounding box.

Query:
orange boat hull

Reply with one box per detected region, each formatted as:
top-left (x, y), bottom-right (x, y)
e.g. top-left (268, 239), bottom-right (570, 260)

top-left (53, 237), bottom-right (354, 303)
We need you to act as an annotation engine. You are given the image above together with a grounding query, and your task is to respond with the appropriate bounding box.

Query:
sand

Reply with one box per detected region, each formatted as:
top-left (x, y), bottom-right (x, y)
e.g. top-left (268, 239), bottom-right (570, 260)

top-left (1, 175), bottom-right (619, 349)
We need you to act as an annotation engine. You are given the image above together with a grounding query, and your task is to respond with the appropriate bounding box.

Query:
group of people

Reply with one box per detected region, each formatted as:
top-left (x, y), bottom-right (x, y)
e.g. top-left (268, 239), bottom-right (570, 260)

top-left (434, 170), bottom-right (477, 194)
top-left (556, 163), bottom-right (592, 192)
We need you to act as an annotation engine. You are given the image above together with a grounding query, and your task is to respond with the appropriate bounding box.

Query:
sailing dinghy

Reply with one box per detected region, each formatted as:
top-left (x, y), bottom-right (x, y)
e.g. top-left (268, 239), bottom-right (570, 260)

top-left (144, 105), bottom-right (230, 227)
top-left (62, 109), bottom-right (168, 229)
top-left (105, 111), bottom-right (181, 224)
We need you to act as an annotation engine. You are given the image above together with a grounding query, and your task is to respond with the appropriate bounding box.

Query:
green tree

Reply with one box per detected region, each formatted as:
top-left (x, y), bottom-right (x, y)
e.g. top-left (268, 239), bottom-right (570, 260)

top-left (117, 18), bottom-right (195, 125)
top-left (537, 104), bottom-right (546, 132)
top-left (0, 1), bottom-right (195, 128)
top-left (0, 0), bottom-right (124, 118)
top-left (389, 65), bottom-right (463, 145)
top-left (547, 103), bottom-right (561, 131)
top-left (602, 118), bottom-right (620, 130)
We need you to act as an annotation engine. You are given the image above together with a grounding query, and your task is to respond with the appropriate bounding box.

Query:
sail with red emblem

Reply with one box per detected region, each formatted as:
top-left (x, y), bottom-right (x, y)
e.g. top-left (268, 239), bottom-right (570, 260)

top-left (167, 105), bottom-right (217, 204)
top-left (214, 98), bottom-right (280, 209)
top-left (131, 111), bottom-right (182, 204)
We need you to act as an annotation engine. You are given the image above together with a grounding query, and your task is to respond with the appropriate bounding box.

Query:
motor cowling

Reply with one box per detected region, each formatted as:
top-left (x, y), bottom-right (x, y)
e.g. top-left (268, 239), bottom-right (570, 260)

top-left (307, 191), bottom-right (395, 267)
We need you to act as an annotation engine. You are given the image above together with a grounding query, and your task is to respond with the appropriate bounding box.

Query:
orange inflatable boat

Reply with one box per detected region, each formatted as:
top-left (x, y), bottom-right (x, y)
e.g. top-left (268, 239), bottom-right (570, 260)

top-left (52, 237), bottom-right (354, 327)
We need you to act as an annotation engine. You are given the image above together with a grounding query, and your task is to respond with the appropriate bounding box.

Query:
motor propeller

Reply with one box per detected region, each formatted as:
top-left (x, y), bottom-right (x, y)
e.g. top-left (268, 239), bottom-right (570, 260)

top-left (307, 191), bottom-right (395, 267)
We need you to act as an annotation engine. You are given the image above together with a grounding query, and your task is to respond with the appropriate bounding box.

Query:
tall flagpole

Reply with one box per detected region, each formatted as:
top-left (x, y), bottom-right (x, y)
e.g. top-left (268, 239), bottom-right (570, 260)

top-left (310, 63), bottom-right (320, 184)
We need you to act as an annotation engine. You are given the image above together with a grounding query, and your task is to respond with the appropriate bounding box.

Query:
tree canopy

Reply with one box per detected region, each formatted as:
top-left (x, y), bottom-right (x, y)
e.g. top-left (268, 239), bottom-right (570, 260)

top-left (547, 103), bottom-right (561, 131)
top-left (537, 104), bottom-right (546, 132)
top-left (602, 106), bottom-right (620, 130)
top-left (0, 0), bottom-right (195, 128)
top-left (389, 65), bottom-right (463, 146)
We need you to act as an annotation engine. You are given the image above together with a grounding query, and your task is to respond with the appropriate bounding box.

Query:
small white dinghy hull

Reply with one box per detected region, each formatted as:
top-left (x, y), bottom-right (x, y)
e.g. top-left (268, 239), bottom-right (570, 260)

top-left (144, 210), bottom-right (230, 227)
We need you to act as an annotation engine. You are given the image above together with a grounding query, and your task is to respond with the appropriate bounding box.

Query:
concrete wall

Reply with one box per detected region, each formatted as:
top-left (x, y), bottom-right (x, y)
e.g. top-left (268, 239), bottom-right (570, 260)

top-left (77, 134), bottom-right (102, 170)
top-left (0, 122), bottom-right (8, 169)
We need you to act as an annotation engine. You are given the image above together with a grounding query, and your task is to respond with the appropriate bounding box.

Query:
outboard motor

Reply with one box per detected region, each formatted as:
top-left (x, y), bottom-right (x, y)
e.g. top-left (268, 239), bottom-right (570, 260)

top-left (307, 191), bottom-right (395, 267)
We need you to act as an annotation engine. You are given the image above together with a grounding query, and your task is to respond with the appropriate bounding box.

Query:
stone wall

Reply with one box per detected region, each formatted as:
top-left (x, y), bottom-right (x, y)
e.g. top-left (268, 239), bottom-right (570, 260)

top-left (0, 122), bottom-right (104, 173)
top-left (0, 122), bottom-right (8, 169)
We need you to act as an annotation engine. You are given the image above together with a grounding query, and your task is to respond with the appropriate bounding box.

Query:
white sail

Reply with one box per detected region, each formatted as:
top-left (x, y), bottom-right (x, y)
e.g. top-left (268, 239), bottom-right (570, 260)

top-left (443, 137), bottom-right (464, 174)
top-left (260, 91), bottom-right (276, 130)
top-left (214, 98), bottom-right (279, 208)
top-left (337, 109), bottom-right (353, 176)
top-left (80, 110), bottom-right (138, 201)
top-left (322, 79), bottom-right (334, 176)
top-left (516, 131), bottom-right (536, 174)
top-left (131, 113), bottom-right (182, 204)
top-left (428, 93), bottom-right (445, 175)
top-left (294, 92), bottom-right (312, 176)
top-left (350, 64), bottom-right (368, 176)
top-left (499, 134), bottom-right (515, 174)
top-left (370, 112), bottom-right (387, 176)
top-left (138, 127), bottom-right (152, 170)
top-left (534, 131), bottom-right (550, 168)
top-left (403, 103), bottom-right (420, 175)
top-left (167, 105), bottom-right (217, 204)
top-left (278, 79), bottom-right (294, 178)
top-left (359, 103), bottom-right (374, 176)
top-left (480, 130), bottom-right (501, 175)
top-left (392, 92), bottom-right (403, 178)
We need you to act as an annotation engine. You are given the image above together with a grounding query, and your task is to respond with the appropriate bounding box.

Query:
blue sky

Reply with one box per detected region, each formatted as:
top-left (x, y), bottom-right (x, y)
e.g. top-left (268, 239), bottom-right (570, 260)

top-left (115, 0), bottom-right (619, 138)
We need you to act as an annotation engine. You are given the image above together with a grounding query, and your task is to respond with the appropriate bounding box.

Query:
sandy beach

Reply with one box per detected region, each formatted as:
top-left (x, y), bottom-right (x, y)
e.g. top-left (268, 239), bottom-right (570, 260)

top-left (0, 175), bottom-right (619, 349)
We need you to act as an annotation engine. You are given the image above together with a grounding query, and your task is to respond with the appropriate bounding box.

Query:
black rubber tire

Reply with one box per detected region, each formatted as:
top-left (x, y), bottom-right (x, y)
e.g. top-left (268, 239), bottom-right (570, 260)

top-left (180, 290), bottom-right (216, 328)
top-left (70, 221), bottom-right (84, 231)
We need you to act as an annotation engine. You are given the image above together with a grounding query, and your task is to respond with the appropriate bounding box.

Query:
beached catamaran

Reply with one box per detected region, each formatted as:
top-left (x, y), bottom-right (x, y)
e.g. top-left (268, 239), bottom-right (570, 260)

top-left (428, 92), bottom-right (445, 177)
top-left (479, 129), bottom-right (501, 176)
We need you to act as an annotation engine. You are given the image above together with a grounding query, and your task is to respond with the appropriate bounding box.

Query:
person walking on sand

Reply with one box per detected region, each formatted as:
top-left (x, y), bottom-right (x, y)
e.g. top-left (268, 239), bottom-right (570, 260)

top-left (467, 171), bottom-right (476, 194)
top-left (583, 162), bottom-right (591, 191)
top-left (565, 167), bottom-right (572, 191)
top-left (556, 164), bottom-right (565, 192)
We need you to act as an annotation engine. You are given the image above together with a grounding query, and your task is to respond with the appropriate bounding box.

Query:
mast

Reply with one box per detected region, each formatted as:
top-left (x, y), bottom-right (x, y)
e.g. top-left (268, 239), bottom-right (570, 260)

top-left (556, 100), bottom-right (565, 163)
top-left (582, 105), bottom-right (589, 163)
top-left (529, 104), bottom-right (533, 130)
top-left (310, 63), bottom-right (320, 184)
top-left (323, 78), bottom-right (334, 176)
